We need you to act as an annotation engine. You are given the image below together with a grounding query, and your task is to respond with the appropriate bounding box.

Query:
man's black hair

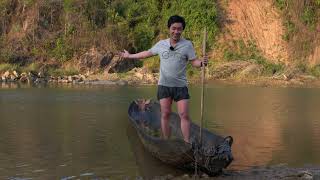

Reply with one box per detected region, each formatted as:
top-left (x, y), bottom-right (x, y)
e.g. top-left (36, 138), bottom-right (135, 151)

top-left (167, 15), bottom-right (186, 30)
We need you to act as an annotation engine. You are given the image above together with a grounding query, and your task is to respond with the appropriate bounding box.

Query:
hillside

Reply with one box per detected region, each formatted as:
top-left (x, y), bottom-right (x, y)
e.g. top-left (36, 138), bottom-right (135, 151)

top-left (0, 0), bottom-right (320, 83)
top-left (215, 0), bottom-right (288, 63)
top-left (214, 0), bottom-right (320, 66)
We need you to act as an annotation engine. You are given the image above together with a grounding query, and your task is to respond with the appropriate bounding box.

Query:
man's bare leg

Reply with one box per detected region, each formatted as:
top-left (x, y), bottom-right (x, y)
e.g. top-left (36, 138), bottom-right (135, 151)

top-left (177, 99), bottom-right (190, 143)
top-left (160, 97), bottom-right (173, 139)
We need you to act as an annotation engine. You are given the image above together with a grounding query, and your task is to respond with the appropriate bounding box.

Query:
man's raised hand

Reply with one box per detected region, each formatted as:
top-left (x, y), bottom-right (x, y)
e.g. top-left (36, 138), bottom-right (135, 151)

top-left (119, 49), bottom-right (130, 59)
top-left (202, 55), bottom-right (208, 66)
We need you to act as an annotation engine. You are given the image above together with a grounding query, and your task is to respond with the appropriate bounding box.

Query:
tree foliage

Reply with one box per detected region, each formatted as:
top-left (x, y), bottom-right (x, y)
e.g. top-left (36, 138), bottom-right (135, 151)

top-left (0, 0), bottom-right (219, 62)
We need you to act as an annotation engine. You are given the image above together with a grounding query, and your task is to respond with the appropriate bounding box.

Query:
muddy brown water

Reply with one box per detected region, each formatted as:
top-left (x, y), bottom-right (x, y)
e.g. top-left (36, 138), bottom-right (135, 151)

top-left (0, 82), bottom-right (320, 179)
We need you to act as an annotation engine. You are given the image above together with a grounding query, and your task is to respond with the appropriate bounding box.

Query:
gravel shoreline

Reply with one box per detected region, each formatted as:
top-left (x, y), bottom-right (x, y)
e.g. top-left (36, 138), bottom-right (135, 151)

top-left (153, 165), bottom-right (320, 179)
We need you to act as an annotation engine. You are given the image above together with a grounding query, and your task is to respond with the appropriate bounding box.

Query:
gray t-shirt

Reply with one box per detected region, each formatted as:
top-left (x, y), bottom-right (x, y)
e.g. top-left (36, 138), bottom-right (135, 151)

top-left (148, 38), bottom-right (196, 87)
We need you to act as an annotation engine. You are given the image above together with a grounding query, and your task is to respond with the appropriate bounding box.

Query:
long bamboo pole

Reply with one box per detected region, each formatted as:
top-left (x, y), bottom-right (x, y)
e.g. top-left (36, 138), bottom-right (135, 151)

top-left (194, 27), bottom-right (207, 179)
top-left (199, 27), bottom-right (207, 144)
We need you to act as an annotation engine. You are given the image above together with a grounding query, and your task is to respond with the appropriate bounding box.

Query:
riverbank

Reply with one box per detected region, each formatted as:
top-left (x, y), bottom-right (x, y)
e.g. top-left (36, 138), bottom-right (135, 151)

top-left (2, 67), bottom-right (320, 89)
top-left (2, 59), bottom-right (320, 88)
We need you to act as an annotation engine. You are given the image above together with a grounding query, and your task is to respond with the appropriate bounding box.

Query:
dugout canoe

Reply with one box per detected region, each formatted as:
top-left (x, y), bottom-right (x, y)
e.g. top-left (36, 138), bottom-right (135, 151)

top-left (128, 99), bottom-right (233, 176)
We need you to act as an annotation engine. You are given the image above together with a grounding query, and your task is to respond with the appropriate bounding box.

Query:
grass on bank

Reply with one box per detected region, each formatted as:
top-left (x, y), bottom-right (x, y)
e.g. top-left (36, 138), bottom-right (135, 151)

top-left (222, 40), bottom-right (285, 76)
top-left (143, 56), bottom-right (160, 73)
top-left (47, 67), bottom-right (79, 76)
top-left (0, 63), bottom-right (18, 72)
top-left (298, 63), bottom-right (320, 78)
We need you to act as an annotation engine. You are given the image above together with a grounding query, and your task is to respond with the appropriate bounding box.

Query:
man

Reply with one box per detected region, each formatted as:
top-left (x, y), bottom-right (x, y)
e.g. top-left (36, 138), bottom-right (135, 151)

top-left (120, 15), bottom-right (208, 143)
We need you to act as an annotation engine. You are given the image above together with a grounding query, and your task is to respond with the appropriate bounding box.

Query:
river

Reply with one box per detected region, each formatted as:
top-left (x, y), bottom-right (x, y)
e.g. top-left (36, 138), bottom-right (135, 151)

top-left (0, 82), bottom-right (319, 179)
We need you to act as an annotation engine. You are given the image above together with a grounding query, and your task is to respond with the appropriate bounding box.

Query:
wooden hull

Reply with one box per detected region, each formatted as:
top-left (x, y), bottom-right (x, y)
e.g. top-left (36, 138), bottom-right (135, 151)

top-left (128, 100), bottom-right (233, 176)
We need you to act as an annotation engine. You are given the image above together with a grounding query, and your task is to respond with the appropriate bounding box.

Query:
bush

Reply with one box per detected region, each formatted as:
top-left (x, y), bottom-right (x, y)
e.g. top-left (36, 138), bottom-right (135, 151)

top-left (222, 40), bottom-right (261, 62)
top-left (143, 56), bottom-right (160, 73)
top-left (223, 49), bottom-right (242, 61)
top-left (186, 63), bottom-right (200, 78)
top-left (296, 62), bottom-right (307, 73)
top-left (131, 23), bottom-right (154, 52)
top-left (301, 6), bottom-right (316, 26)
top-left (310, 65), bottom-right (320, 77)
top-left (21, 62), bottom-right (40, 73)
top-left (0, 63), bottom-right (17, 73)
top-left (283, 20), bottom-right (295, 41)
top-left (262, 62), bottom-right (285, 75)
top-left (274, 0), bottom-right (287, 10)
top-left (50, 37), bottom-right (74, 62)
top-left (47, 67), bottom-right (79, 76)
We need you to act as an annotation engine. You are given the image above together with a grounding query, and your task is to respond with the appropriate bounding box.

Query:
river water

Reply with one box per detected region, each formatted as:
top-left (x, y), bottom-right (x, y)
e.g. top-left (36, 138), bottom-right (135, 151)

top-left (0, 82), bottom-right (319, 179)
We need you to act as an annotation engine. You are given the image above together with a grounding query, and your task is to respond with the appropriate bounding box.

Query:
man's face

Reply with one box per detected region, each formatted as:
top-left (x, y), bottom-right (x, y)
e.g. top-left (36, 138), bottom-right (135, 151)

top-left (169, 22), bottom-right (183, 41)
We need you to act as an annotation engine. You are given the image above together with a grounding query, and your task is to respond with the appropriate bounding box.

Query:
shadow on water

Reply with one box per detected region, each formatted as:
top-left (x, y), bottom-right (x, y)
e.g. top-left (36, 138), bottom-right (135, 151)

top-left (126, 124), bottom-right (186, 178)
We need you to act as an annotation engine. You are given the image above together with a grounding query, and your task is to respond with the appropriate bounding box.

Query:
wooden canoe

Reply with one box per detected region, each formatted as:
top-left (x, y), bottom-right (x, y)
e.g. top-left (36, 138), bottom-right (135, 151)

top-left (128, 99), bottom-right (233, 176)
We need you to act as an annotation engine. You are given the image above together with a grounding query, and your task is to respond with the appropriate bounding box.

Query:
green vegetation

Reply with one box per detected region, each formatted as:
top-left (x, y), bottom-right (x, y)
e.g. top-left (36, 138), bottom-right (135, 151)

top-left (274, 0), bottom-right (320, 66)
top-left (222, 40), bottom-right (285, 75)
top-left (47, 67), bottom-right (79, 76)
top-left (0, 0), bottom-right (220, 78)
top-left (275, 0), bottom-right (320, 34)
top-left (0, 63), bottom-right (39, 74)
top-left (295, 63), bottom-right (320, 78)
top-left (144, 56), bottom-right (160, 73)
top-left (0, 48), bottom-right (13, 63)
top-left (160, 0), bottom-right (219, 49)
top-left (186, 63), bottom-right (200, 79)
top-left (274, 0), bottom-right (287, 10)
top-left (23, 0), bottom-right (36, 7)
top-left (301, 6), bottom-right (317, 28)
top-left (0, 0), bottom-right (320, 81)
top-left (310, 65), bottom-right (320, 77)
top-left (0, 0), bottom-right (219, 61)
top-left (223, 40), bottom-right (262, 62)
top-left (22, 62), bottom-right (40, 73)
top-left (50, 37), bottom-right (74, 62)
top-left (282, 20), bottom-right (295, 41)
top-left (0, 63), bottom-right (18, 73)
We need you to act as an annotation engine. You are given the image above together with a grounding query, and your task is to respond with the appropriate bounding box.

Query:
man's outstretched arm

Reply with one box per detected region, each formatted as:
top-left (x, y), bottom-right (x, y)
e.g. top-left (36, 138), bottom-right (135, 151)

top-left (119, 50), bottom-right (154, 59)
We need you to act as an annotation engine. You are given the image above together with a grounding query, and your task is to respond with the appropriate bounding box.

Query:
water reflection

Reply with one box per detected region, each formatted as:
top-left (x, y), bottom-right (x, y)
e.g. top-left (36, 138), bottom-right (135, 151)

top-left (188, 86), bottom-right (320, 170)
top-left (126, 125), bottom-right (184, 178)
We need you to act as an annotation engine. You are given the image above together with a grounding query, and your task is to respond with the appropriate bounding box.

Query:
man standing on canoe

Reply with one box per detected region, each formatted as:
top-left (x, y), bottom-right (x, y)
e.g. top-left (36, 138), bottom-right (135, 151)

top-left (120, 15), bottom-right (208, 143)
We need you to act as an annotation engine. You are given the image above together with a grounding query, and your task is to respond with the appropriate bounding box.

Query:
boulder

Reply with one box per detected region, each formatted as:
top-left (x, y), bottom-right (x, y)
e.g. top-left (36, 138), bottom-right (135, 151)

top-left (34, 78), bottom-right (46, 84)
top-left (28, 71), bottom-right (38, 82)
top-left (78, 47), bottom-right (139, 74)
top-left (13, 71), bottom-right (20, 78)
top-left (3, 71), bottom-right (10, 78)
top-left (79, 74), bottom-right (86, 81)
top-left (77, 47), bottom-right (113, 73)
top-left (20, 76), bottom-right (28, 83)
top-left (19, 72), bottom-right (28, 83)
top-left (238, 64), bottom-right (263, 78)
top-left (9, 74), bottom-right (17, 81)
top-left (106, 55), bottom-right (139, 73)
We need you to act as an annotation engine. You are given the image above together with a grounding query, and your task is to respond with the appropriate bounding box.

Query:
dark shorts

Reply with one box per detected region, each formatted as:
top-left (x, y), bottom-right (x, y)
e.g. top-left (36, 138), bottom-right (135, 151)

top-left (157, 85), bottom-right (190, 102)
